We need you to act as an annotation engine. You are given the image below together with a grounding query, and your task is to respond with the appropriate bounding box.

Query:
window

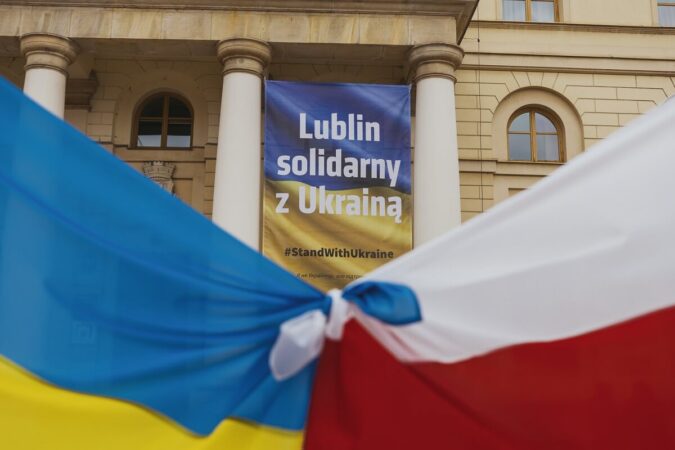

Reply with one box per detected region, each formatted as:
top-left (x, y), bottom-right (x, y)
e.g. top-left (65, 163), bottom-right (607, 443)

top-left (659, 2), bottom-right (675, 26)
top-left (133, 93), bottom-right (193, 149)
top-left (503, 0), bottom-right (559, 23)
top-left (508, 108), bottom-right (563, 162)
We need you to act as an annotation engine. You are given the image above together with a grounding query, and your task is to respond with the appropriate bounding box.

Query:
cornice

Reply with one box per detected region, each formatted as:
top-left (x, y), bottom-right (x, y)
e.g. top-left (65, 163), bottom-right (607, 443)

top-left (0, 1), bottom-right (479, 43)
top-left (3, 0), bottom-right (476, 15)
top-left (462, 52), bottom-right (675, 77)
top-left (471, 20), bottom-right (675, 36)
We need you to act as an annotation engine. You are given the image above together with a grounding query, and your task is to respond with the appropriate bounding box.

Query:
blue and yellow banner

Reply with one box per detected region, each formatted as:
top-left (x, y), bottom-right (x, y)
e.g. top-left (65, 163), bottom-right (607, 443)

top-left (263, 81), bottom-right (412, 290)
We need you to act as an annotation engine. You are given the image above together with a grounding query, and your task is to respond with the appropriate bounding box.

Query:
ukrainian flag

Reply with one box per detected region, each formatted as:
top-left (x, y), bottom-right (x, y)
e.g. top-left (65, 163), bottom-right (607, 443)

top-left (0, 76), bottom-right (326, 449)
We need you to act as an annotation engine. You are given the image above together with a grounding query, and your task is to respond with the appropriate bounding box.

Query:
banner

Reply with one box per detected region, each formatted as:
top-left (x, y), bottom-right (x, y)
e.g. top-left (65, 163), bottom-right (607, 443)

top-left (263, 81), bottom-right (412, 290)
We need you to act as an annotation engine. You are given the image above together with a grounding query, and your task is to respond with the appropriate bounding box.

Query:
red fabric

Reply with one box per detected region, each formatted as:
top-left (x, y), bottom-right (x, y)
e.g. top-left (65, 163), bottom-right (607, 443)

top-left (305, 307), bottom-right (675, 450)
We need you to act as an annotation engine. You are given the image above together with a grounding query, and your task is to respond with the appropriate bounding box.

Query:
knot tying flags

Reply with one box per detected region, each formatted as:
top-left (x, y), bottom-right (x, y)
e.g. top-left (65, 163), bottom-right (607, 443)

top-left (269, 281), bottom-right (421, 381)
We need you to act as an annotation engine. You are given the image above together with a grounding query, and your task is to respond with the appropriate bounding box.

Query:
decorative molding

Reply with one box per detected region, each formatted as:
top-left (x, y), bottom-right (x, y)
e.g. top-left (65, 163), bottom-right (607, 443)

top-left (461, 53), bottom-right (675, 77)
top-left (20, 33), bottom-right (79, 75)
top-left (143, 161), bottom-right (176, 193)
top-left (457, 158), bottom-right (563, 176)
top-left (216, 39), bottom-right (272, 77)
top-left (472, 20), bottom-right (675, 36)
top-left (408, 43), bottom-right (464, 83)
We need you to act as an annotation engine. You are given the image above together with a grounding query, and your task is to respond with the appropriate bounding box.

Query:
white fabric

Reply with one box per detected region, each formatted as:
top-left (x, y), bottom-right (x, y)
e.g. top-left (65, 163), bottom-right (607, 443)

top-left (356, 98), bottom-right (675, 364)
top-left (269, 289), bottom-right (353, 381)
top-left (269, 309), bottom-right (326, 381)
top-left (325, 289), bottom-right (353, 340)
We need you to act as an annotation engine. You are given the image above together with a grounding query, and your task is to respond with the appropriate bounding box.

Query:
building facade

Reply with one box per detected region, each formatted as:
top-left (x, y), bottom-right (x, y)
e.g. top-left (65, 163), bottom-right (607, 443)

top-left (0, 0), bottom-right (674, 249)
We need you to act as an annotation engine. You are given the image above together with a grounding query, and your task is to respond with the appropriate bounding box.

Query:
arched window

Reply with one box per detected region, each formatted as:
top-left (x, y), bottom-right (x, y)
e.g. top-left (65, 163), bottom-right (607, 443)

top-left (132, 93), bottom-right (193, 149)
top-left (503, 0), bottom-right (559, 23)
top-left (508, 108), bottom-right (564, 162)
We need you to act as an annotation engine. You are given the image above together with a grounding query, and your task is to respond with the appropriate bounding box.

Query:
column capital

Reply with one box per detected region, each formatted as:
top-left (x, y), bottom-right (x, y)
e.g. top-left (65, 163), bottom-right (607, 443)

top-left (216, 38), bottom-right (271, 78)
top-left (20, 33), bottom-right (79, 75)
top-left (407, 43), bottom-right (464, 83)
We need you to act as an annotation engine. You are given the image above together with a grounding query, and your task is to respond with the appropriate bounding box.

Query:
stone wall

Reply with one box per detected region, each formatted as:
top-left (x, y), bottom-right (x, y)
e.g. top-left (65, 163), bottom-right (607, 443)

top-left (454, 68), bottom-right (675, 221)
top-left (476, 0), bottom-right (661, 26)
top-left (0, 56), bottom-right (23, 87)
top-left (62, 58), bottom-right (224, 215)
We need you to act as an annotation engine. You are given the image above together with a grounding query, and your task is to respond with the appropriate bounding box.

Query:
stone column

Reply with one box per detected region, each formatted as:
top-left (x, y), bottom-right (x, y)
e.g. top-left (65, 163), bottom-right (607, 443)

top-left (408, 43), bottom-right (464, 246)
top-left (20, 33), bottom-right (78, 118)
top-left (213, 39), bottom-right (271, 249)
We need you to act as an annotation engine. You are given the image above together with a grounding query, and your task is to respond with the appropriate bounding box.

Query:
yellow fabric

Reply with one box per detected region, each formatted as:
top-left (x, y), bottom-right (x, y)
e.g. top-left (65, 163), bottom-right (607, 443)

top-left (263, 179), bottom-right (412, 290)
top-left (0, 356), bottom-right (303, 450)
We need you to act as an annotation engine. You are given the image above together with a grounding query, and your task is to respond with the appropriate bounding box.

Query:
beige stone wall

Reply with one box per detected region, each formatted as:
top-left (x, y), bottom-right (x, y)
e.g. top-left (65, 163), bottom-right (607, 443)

top-left (0, 57), bottom-right (23, 87)
top-left (454, 2), bottom-right (675, 223)
top-left (63, 58), bottom-right (224, 216)
top-left (565, 0), bottom-right (658, 26)
top-left (475, 0), bottom-right (661, 26)
top-left (454, 68), bottom-right (675, 221)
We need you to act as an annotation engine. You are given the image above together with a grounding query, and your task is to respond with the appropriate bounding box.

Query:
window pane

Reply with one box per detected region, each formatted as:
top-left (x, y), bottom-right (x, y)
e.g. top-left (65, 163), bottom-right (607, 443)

top-left (140, 96), bottom-right (164, 117)
top-left (169, 97), bottom-right (191, 118)
top-left (137, 121), bottom-right (162, 147)
top-left (531, 0), bottom-right (556, 22)
top-left (535, 113), bottom-right (557, 133)
top-left (659, 6), bottom-right (675, 27)
top-left (510, 113), bottom-right (530, 132)
top-left (503, 0), bottom-right (526, 21)
top-left (509, 134), bottom-right (532, 160)
top-left (537, 134), bottom-right (560, 161)
top-left (167, 122), bottom-right (192, 148)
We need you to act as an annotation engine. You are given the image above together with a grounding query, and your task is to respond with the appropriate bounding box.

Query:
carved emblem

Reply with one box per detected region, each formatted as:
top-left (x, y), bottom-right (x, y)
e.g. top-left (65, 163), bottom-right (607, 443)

top-left (142, 161), bottom-right (176, 193)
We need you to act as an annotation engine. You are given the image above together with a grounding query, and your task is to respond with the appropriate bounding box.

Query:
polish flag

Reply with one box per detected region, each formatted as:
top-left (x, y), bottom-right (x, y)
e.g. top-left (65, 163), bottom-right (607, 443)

top-left (306, 97), bottom-right (675, 449)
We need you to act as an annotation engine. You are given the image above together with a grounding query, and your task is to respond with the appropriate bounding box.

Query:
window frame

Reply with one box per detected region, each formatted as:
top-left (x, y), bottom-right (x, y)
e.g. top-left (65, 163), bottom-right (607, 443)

top-left (131, 92), bottom-right (194, 150)
top-left (658, 2), bottom-right (675, 27)
top-left (507, 107), bottom-right (565, 163)
top-left (504, 0), bottom-right (561, 23)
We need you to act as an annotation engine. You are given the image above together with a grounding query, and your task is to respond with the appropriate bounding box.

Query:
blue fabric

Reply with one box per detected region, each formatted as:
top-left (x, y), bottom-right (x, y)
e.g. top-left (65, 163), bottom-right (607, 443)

top-left (0, 77), bottom-right (422, 436)
top-left (0, 77), bottom-right (324, 435)
top-left (343, 281), bottom-right (422, 325)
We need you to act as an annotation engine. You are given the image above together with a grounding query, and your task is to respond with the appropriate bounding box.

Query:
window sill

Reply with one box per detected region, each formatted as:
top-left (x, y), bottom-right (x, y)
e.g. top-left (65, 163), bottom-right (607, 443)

top-left (496, 160), bottom-right (565, 177)
top-left (129, 147), bottom-right (193, 151)
top-left (113, 146), bottom-right (205, 162)
top-left (502, 160), bottom-right (565, 165)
